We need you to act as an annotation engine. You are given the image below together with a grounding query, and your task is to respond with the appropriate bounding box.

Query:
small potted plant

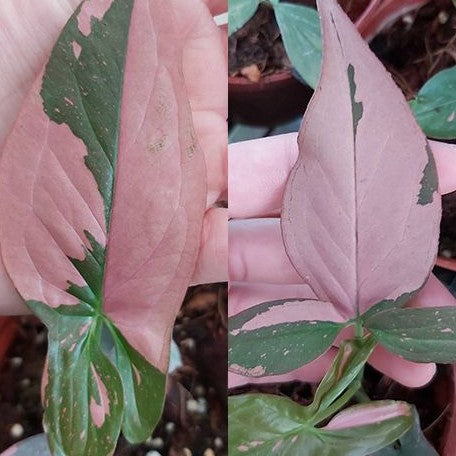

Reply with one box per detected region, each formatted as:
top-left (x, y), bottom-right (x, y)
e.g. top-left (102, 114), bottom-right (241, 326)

top-left (228, 0), bottom-right (456, 453)
top-left (228, 0), bottom-right (430, 124)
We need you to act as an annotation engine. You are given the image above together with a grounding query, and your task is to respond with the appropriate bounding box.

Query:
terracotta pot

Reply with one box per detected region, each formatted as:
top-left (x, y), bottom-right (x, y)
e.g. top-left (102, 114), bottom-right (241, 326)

top-left (229, 0), bottom-right (429, 125)
top-left (229, 70), bottom-right (313, 125)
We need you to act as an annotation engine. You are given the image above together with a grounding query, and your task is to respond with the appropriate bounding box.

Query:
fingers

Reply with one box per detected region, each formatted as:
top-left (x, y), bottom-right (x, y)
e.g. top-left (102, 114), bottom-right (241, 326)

top-left (170, 0), bottom-right (227, 207)
top-left (408, 273), bottom-right (456, 308)
top-left (229, 219), bottom-right (301, 284)
top-left (229, 133), bottom-right (298, 219)
top-left (204, 0), bottom-right (227, 16)
top-left (192, 207), bottom-right (228, 285)
top-left (229, 135), bottom-right (456, 219)
top-left (429, 140), bottom-right (456, 195)
top-left (369, 345), bottom-right (436, 388)
top-left (172, 0), bottom-right (227, 118)
top-left (193, 111), bottom-right (228, 206)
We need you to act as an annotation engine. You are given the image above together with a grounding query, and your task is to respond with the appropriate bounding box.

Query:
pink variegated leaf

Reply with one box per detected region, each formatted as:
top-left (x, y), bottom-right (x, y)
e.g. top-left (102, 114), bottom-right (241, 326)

top-left (229, 395), bottom-right (412, 455)
top-left (281, 0), bottom-right (441, 320)
top-left (0, 0), bottom-right (206, 453)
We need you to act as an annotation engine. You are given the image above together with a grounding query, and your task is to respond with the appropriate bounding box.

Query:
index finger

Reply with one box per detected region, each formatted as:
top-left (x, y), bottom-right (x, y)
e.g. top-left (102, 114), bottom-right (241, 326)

top-left (205, 0), bottom-right (227, 16)
top-left (229, 133), bottom-right (456, 219)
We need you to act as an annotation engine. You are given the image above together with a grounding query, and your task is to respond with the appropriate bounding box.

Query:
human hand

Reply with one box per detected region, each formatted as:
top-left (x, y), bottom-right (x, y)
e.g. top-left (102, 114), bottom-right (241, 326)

top-left (0, 0), bottom-right (227, 315)
top-left (229, 132), bottom-right (456, 389)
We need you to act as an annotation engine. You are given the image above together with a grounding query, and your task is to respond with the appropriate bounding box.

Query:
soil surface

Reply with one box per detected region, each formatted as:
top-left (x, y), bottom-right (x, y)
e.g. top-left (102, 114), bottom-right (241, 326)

top-left (0, 284), bottom-right (227, 456)
top-left (228, 3), bottom-right (289, 81)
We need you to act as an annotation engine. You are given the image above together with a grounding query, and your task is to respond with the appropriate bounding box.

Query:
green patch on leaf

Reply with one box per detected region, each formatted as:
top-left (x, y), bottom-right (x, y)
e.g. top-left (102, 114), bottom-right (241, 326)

top-left (365, 306), bottom-right (456, 363)
top-left (29, 298), bottom-right (165, 455)
top-left (347, 64), bottom-right (363, 140)
top-left (361, 292), bottom-right (416, 321)
top-left (229, 320), bottom-right (343, 376)
top-left (41, 0), bottom-right (134, 226)
top-left (228, 0), bottom-right (261, 36)
top-left (417, 144), bottom-right (438, 205)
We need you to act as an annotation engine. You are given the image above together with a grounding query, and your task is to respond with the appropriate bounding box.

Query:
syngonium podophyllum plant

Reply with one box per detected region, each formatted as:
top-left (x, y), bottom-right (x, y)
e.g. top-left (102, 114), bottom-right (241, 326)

top-left (230, 0), bottom-right (456, 142)
top-left (0, 0), bottom-right (206, 454)
top-left (228, 0), bottom-right (456, 454)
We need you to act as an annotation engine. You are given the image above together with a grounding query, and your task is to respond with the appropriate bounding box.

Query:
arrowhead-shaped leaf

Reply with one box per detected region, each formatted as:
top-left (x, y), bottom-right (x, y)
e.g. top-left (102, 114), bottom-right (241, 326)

top-left (410, 66), bottom-right (456, 140)
top-left (0, 0), bottom-right (206, 453)
top-left (281, 0), bottom-right (441, 319)
top-left (364, 306), bottom-right (456, 363)
top-left (370, 406), bottom-right (437, 456)
top-left (229, 395), bottom-right (412, 456)
top-left (1, 434), bottom-right (50, 456)
top-left (273, 2), bottom-right (322, 88)
top-left (228, 0), bottom-right (260, 36)
top-left (229, 299), bottom-right (345, 376)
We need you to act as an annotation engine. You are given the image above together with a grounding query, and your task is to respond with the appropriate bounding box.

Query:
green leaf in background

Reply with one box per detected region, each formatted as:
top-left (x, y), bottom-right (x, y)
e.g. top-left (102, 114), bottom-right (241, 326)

top-left (273, 2), bottom-right (322, 88)
top-left (370, 407), bottom-right (438, 456)
top-left (229, 299), bottom-right (345, 376)
top-left (410, 66), bottom-right (456, 139)
top-left (365, 306), bottom-right (456, 363)
top-left (228, 0), bottom-right (261, 36)
top-left (229, 395), bottom-right (412, 456)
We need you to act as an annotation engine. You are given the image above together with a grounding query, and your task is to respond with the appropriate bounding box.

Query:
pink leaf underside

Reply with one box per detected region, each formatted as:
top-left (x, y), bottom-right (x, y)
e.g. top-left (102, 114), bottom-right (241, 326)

top-left (324, 401), bottom-right (411, 430)
top-left (281, 0), bottom-right (441, 319)
top-left (0, 0), bottom-right (206, 372)
top-left (356, 0), bottom-right (430, 41)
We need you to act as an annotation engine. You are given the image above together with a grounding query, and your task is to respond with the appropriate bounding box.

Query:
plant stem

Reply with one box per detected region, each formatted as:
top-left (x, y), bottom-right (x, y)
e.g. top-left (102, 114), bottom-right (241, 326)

top-left (353, 387), bottom-right (370, 404)
top-left (355, 318), bottom-right (364, 339)
top-left (309, 379), bottom-right (361, 426)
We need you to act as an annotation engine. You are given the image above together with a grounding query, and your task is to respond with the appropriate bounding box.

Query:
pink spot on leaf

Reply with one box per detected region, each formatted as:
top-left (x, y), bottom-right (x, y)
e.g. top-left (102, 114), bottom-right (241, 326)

top-left (72, 41), bottom-right (82, 59)
top-left (89, 364), bottom-right (110, 428)
top-left (133, 364), bottom-right (142, 386)
top-left (77, 0), bottom-right (114, 36)
top-left (79, 322), bottom-right (91, 336)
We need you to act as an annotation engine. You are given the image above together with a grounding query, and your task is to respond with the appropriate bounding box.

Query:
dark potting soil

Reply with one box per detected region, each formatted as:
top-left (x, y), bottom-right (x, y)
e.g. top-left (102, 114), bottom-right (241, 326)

top-left (369, 0), bottom-right (456, 259)
top-left (0, 283), bottom-right (227, 456)
top-left (228, 3), bottom-right (290, 81)
top-left (229, 363), bottom-right (454, 453)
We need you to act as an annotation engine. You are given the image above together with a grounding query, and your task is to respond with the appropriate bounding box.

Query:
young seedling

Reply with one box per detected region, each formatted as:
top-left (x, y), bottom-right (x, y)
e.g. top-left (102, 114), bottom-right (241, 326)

top-left (0, 0), bottom-right (206, 454)
top-left (229, 0), bottom-right (456, 453)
